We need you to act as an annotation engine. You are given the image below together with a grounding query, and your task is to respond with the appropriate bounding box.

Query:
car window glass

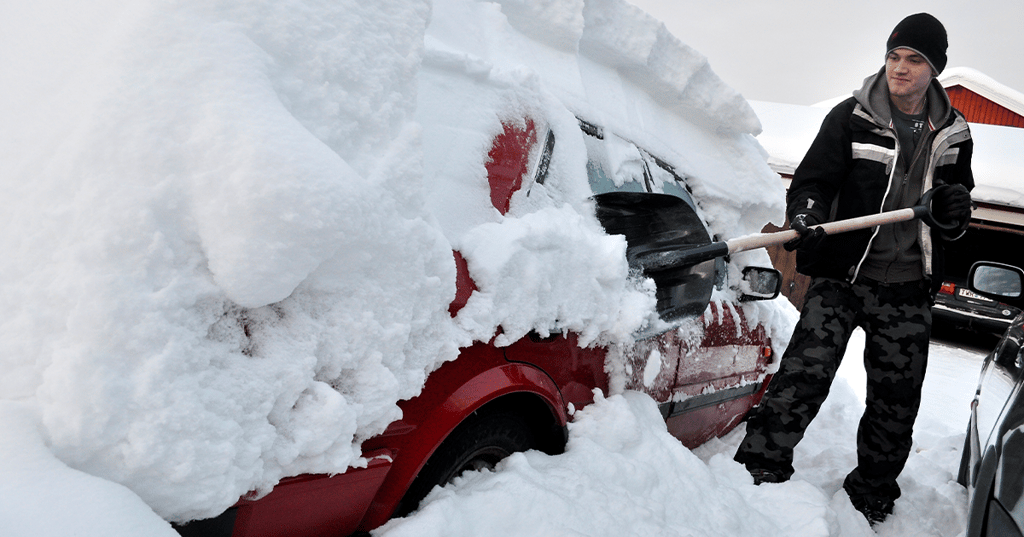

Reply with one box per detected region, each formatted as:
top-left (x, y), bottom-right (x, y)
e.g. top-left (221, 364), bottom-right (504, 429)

top-left (644, 154), bottom-right (696, 211)
top-left (593, 192), bottom-right (716, 321)
top-left (581, 119), bottom-right (728, 299)
top-left (605, 134), bottom-right (649, 189)
top-left (641, 152), bottom-right (725, 289)
top-left (582, 131), bottom-right (647, 194)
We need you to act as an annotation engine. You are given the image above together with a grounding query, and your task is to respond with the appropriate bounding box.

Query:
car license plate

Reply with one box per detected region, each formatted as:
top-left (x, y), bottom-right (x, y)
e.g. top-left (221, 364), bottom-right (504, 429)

top-left (959, 287), bottom-right (994, 302)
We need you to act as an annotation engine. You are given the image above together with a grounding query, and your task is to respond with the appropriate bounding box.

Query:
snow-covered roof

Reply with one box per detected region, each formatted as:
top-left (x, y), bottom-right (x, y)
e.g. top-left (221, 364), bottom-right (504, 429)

top-left (490, 0), bottom-right (762, 136)
top-left (750, 100), bottom-right (1024, 212)
top-left (745, 101), bottom-right (827, 177)
top-left (939, 67), bottom-right (1024, 118)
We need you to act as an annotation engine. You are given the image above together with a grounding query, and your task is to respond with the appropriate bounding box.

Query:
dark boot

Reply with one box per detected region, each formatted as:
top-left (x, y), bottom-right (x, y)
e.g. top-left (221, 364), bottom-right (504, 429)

top-left (848, 494), bottom-right (894, 527)
top-left (748, 468), bottom-right (787, 485)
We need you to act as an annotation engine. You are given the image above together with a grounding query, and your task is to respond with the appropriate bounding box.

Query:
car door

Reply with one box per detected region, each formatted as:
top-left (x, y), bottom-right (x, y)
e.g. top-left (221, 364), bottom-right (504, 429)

top-left (580, 118), bottom-right (774, 447)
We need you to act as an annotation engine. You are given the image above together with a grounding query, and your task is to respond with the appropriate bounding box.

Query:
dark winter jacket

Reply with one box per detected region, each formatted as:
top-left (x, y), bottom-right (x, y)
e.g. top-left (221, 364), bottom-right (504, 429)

top-left (787, 68), bottom-right (974, 292)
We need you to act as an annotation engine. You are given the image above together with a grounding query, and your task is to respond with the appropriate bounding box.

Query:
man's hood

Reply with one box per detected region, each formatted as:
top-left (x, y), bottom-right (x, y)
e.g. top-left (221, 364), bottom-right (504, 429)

top-left (853, 66), bottom-right (952, 128)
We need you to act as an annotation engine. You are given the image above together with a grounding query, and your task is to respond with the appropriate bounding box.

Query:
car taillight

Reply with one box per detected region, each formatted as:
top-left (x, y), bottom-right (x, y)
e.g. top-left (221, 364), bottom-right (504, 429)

top-left (939, 281), bottom-right (956, 295)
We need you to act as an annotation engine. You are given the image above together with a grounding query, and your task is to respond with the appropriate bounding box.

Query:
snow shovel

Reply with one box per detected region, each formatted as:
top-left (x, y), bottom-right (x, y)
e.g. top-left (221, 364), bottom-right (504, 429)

top-left (629, 185), bottom-right (962, 272)
top-left (592, 185), bottom-right (961, 319)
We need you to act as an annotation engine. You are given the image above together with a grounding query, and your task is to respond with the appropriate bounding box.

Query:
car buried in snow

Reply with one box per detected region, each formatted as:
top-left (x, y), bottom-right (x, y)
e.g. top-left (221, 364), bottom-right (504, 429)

top-left (172, 111), bottom-right (783, 537)
top-left (171, 9), bottom-right (785, 537)
top-left (958, 261), bottom-right (1024, 537)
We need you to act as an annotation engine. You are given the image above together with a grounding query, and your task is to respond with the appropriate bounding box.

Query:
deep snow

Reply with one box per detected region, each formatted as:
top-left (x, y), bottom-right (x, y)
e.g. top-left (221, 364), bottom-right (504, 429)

top-left (0, 0), bottom-right (1009, 535)
top-left (0, 333), bottom-right (988, 536)
top-left (375, 333), bottom-right (984, 537)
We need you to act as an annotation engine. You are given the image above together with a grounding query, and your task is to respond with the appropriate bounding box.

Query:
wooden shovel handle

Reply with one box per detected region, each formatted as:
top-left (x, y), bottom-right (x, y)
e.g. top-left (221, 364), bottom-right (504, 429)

top-left (726, 206), bottom-right (925, 255)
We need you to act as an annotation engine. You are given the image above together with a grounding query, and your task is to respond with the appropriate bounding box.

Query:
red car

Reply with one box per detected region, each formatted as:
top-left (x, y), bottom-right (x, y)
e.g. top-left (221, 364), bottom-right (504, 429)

top-left (172, 112), bottom-right (782, 537)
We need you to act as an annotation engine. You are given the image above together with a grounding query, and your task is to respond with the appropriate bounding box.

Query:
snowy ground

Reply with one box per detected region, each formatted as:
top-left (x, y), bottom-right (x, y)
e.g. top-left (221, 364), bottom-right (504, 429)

top-left (0, 329), bottom-right (991, 536)
top-left (0, 1), bottom-right (1005, 535)
top-left (376, 331), bottom-right (987, 537)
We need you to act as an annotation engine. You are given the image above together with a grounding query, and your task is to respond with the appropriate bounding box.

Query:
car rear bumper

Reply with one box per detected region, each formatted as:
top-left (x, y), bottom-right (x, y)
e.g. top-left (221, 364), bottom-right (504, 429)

top-left (933, 303), bottom-right (1015, 333)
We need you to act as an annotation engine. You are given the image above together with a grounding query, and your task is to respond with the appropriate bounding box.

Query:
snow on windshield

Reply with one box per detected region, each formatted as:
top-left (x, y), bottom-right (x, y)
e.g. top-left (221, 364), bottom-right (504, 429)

top-left (0, 0), bottom-right (789, 524)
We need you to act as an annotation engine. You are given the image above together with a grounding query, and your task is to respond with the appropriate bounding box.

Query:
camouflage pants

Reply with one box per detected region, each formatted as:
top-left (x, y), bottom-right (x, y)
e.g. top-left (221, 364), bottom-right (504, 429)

top-left (734, 276), bottom-right (931, 504)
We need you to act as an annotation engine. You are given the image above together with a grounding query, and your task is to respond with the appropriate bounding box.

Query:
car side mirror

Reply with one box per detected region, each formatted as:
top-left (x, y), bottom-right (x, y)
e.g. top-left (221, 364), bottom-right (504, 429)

top-left (739, 266), bottom-right (782, 302)
top-left (969, 262), bottom-right (1024, 306)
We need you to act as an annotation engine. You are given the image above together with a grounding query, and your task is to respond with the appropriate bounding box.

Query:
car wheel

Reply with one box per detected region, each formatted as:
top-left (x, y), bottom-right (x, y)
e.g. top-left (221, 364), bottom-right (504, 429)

top-left (394, 409), bottom-right (538, 517)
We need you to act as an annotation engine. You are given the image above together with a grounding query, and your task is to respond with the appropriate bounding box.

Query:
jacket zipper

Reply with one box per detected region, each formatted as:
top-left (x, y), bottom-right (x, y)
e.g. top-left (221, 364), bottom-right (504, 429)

top-left (849, 113), bottom-right (969, 283)
top-left (850, 127), bottom-right (899, 283)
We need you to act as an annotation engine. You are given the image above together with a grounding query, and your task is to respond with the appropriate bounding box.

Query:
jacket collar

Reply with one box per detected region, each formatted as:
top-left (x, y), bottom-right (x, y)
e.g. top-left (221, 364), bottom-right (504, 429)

top-left (852, 67), bottom-right (952, 130)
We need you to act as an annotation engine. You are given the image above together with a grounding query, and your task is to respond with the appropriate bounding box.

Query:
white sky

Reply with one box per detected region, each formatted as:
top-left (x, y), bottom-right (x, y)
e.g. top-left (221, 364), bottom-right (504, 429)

top-left (628, 0), bottom-right (1024, 105)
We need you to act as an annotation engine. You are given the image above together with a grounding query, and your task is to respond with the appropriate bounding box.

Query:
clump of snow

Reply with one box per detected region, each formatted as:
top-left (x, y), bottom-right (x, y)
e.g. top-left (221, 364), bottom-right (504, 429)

top-left (414, 26), bottom-right (665, 348)
top-left (455, 205), bottom-right (659, 347)
top-left (1, 0), bottom-right (794, 529)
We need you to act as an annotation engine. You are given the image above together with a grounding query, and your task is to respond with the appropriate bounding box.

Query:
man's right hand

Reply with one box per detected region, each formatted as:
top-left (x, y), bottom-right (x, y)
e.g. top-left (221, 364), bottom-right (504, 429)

top-left (783, 214), bottom-right (828, 252)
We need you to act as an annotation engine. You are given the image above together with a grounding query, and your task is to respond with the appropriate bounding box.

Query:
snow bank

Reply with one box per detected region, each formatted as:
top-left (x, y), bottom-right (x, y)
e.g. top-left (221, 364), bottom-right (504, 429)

top-left (0, 0), bottom-right (790, 526)
top-left (1, 0), bottom-right (457, 522)
top-left (378, 391), bottom-right (819, 536)
top-left (377, 333), bottom-right (978, 537)
top-left (0, 402), bottom-right (179, 536)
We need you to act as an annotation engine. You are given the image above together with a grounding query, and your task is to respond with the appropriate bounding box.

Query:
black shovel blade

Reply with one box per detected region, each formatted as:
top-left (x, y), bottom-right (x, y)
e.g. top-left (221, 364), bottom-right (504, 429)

top-left (593, 192), bottom-right (716, 320)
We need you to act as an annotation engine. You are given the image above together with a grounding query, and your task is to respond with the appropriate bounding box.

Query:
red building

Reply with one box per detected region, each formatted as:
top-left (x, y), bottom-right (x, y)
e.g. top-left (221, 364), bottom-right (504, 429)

top-left (940, 68), bottom-right (1024, 127)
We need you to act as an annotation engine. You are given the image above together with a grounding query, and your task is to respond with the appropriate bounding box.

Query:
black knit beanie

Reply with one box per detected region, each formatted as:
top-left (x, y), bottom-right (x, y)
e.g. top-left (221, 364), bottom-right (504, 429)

top-left (886, 13), bottom-right (948, 74)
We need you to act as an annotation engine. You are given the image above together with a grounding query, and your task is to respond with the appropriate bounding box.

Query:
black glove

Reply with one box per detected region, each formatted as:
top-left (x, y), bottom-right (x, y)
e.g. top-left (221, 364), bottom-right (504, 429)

top-left (784, 214), bottom-right (827, 252)
top-left (930, 184), bottom-right (972, 227)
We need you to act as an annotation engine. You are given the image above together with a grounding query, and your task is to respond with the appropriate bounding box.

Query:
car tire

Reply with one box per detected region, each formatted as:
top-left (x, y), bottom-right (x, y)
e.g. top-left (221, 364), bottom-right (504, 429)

top-left (394, 409), bottom-right (538, 517)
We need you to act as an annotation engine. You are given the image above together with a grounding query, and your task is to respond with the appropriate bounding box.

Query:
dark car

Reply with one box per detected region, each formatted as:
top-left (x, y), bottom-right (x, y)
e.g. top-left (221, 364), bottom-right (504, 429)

top-left (934, 277), bottom-right (1021, 335)
top-left (957, 261), bottom-right (1024, 537)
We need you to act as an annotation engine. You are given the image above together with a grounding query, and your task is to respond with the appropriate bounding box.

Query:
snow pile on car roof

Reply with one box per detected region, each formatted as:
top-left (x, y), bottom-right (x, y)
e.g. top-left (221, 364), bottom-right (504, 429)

top-left (0, 0), bottom-right (787, 524)
top-left (2, 0), bottom-right (454, 523)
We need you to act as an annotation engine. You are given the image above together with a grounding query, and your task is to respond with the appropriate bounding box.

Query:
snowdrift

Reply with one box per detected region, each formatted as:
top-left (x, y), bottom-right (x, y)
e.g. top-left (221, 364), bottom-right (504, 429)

top-left (0, 0), bottom-right (787, 523)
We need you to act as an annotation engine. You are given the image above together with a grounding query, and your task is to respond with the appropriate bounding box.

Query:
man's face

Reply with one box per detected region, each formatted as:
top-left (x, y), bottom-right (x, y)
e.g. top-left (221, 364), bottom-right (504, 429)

top-left (886, 48), bottom-right (934, 100)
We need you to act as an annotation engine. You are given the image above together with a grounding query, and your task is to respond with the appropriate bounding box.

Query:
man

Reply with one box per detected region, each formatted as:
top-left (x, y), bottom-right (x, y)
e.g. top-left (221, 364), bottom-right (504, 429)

top-left (733, 13), bottom-right (974, 526)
